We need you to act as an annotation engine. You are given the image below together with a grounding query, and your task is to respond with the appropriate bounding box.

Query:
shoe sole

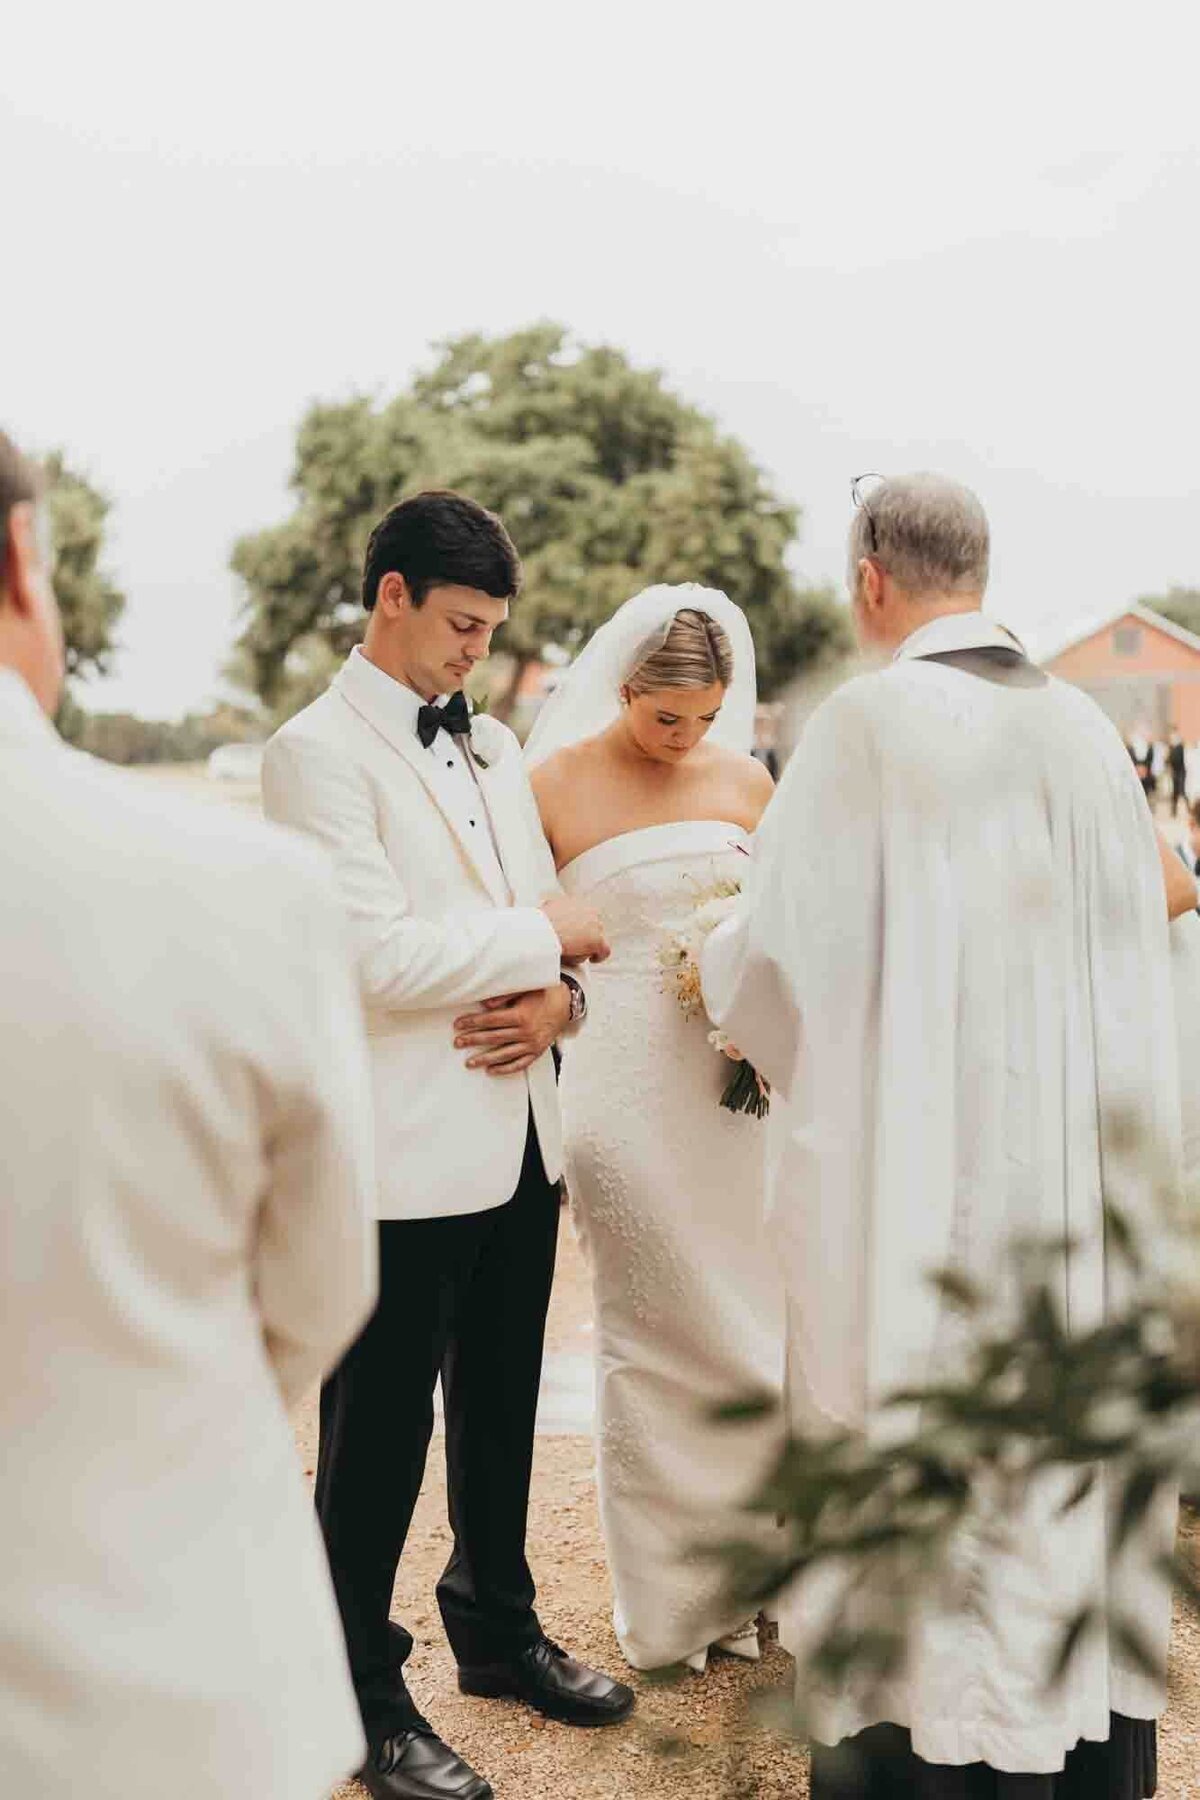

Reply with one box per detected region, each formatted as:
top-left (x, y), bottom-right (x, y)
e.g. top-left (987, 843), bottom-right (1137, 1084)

top-left (359, 1768), bottom-right (493, 1800)
top-left (457, 1671), bottom-right (635, 1728)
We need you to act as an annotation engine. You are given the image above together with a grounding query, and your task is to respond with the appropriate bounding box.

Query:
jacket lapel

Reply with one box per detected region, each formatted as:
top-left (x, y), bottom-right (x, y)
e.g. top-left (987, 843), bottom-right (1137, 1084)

top-left (472, 751), bottom-right (535, 902)
top-left (331, 657), bottom-right (511, 906)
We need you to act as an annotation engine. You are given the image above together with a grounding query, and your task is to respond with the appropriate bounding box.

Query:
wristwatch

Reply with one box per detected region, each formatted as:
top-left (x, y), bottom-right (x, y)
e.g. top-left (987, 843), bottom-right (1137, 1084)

top-left (561, 973), bottom-right (587, 1026)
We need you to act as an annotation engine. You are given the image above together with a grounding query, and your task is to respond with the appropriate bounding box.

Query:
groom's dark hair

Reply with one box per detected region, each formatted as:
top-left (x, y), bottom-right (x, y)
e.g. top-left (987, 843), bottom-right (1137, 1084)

top-left (362, 490), bottom-right (522, 611)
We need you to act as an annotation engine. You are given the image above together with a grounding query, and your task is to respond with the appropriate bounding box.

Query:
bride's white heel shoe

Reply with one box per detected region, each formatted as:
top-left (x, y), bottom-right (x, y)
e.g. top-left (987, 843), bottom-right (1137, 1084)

top-left (682, 1619), bottom-right (761, 1674)
top-left (713, 1618), bottom-right (761, 1662)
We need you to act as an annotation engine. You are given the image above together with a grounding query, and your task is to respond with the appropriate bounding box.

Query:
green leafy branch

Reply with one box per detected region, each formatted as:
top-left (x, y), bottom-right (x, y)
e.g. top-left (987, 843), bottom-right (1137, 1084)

top-left (713, 1200), bottom-right (1200, 1728)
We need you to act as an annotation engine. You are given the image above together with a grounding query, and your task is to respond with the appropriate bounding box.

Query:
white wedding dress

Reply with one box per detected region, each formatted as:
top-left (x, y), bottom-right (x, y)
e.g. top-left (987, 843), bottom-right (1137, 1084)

top-left (559, 819), bottom-right (785, 1671)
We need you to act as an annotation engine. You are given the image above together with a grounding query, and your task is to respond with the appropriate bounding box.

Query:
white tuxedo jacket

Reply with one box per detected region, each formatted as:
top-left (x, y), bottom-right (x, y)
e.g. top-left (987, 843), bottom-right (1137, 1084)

top-left (262, 650), bottom-right (567, 1220)
top-left (0, 671), bottom-right (376, 1800)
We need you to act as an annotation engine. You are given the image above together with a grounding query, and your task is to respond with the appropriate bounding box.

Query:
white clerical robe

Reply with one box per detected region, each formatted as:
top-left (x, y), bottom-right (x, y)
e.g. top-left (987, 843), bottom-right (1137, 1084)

top-left (702, 611), bottom-right (1181, 1773)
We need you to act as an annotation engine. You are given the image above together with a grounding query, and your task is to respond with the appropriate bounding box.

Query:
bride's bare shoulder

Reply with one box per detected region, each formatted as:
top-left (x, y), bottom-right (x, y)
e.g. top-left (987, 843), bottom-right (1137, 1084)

top-left (700, 741), bottom-right (775, 810)
top-left (529, 737), bottom-right (609, 810)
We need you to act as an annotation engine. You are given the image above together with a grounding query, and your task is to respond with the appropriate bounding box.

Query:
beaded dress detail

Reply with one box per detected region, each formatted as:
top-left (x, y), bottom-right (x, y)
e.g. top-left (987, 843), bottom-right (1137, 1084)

top-left (559, 820), bottom-right (784, 1671)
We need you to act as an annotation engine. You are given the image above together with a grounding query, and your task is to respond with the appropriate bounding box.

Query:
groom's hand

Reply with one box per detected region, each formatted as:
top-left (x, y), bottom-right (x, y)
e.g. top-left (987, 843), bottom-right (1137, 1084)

top-left (453, 984), bottom-right (573, 1075)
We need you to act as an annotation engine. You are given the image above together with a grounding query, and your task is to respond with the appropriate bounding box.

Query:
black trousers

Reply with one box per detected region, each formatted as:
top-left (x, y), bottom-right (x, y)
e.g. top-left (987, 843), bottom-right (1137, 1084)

top-left (810, 1715), bottom-right (1156, 1799)
top-left (315, 1118), bottom-right (561, 1737)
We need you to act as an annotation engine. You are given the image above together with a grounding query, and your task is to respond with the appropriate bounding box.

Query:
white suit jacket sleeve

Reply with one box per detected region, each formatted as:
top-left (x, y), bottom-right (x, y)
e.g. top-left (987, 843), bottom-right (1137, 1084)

top-left (701, 687), bottom-right (877, 1097)
top-left (254, 860), bottom-right (379, 1410)
top-left (262, 731), bottom-right (563, 1013)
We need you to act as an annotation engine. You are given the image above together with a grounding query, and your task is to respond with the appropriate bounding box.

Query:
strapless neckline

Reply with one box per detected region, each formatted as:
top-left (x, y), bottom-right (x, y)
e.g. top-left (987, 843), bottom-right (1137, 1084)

top-left (558, 820), bottom-right (751, 891)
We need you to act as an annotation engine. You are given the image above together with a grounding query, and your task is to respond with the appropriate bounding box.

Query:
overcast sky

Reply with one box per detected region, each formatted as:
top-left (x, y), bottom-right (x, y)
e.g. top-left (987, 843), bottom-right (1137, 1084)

top-left (5, 1), bottom-right (1199, 718)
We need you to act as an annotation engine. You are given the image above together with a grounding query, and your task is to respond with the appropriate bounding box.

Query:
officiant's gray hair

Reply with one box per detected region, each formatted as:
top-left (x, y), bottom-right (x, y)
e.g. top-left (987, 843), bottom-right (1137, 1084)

top-left (850, 474), bottom-right (990, 597)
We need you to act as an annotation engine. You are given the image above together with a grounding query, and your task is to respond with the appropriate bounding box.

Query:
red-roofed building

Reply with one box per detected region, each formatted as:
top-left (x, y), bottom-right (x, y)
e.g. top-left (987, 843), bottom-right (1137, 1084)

top-left (1036, 604), bottom-right (1200, 741)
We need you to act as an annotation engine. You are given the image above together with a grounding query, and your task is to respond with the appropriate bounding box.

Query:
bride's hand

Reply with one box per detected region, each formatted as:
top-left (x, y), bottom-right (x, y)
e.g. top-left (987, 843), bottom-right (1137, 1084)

top-left (541, 894), bottom-right (611, 964)
top-left (453, 984), bottom-right (572, 1075)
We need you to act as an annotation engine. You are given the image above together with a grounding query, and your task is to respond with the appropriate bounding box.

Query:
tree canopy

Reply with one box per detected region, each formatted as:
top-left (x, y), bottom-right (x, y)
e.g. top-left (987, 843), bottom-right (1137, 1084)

top-left (45, 452), bottom-right (125, 681)
top-left (231, 325), bottom-right (850, 721)
top-left (1139, 585), bottom-right (1200, 641)
top-left (66, 703), bottom-right (260, 766)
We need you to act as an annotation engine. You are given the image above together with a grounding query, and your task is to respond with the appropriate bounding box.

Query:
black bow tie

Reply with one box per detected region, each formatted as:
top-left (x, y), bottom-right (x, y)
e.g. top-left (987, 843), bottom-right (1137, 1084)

top-left (416, 690), bottom-right (472, 750)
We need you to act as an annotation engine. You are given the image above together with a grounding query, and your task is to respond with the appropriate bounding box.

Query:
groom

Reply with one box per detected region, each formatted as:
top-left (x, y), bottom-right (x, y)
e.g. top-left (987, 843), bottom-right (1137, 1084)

top-left (263, 490), bottom-right (634, 1800)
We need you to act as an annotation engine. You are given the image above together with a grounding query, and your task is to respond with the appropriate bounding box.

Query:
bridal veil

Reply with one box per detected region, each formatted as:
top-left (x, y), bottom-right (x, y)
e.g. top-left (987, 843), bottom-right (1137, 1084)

top-left (523, 582), bottom-right (758, 766)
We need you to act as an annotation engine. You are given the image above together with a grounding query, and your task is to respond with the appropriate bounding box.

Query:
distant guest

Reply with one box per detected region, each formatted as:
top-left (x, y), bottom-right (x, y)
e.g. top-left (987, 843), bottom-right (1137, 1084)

top-left (1129, 726), bottom-right (1156, 801)
top-left (1169, 728), bottom-right (1188, 814)
top-left (1188, 799), bottom-right (1200, 875)
top-left (752, 703), bottom-right (781, 781)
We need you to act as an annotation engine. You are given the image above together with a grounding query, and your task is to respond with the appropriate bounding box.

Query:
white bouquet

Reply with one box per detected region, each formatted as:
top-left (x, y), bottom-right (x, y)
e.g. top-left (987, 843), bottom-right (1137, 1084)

top-left (658, 877), bottom-right (770, 1119)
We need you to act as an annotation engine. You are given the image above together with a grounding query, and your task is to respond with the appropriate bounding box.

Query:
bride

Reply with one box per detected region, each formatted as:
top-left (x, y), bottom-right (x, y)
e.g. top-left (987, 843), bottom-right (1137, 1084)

top-left (524, 584), bottom-right (785, 1673)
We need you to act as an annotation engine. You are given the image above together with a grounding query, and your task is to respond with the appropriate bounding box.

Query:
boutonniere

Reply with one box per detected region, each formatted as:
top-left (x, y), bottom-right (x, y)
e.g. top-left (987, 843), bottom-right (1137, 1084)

top-left (468, 713), bottom-right (508, 771)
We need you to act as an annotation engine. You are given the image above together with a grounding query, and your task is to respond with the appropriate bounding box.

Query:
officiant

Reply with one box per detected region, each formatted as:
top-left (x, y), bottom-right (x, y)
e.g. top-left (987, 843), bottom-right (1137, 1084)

top-left (702, 473), bottom-right (1195, 1798)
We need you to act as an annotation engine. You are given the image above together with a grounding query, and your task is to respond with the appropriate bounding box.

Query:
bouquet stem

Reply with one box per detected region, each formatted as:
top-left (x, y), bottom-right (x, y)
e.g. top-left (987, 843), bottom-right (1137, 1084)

top-left (720, 1060), bottom-right (770, 1119)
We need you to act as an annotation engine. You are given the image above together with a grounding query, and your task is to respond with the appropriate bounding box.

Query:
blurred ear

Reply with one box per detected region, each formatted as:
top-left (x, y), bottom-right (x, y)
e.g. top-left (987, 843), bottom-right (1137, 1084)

top-left (3, 503), bottom-right (40, 618)
top-left (3, 500), bottom-right (65, 714)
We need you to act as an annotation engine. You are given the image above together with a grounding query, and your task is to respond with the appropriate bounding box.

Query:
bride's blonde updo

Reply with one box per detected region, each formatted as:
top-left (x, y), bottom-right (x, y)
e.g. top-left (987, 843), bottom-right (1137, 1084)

top-left (624, 607), bottom-right (734, 696)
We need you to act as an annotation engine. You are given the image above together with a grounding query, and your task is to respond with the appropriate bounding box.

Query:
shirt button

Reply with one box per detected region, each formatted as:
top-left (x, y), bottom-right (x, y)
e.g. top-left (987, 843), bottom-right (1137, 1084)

top-left (469, 819), bottom-right (476, 828)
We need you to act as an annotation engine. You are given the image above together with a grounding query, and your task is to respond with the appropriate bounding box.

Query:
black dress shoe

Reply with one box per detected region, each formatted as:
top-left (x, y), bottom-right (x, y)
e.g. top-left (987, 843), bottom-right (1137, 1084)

top-left (357, 1721), bottom-right (493, 1800)
top-left (458, 1635), bottom-right (636, 1727)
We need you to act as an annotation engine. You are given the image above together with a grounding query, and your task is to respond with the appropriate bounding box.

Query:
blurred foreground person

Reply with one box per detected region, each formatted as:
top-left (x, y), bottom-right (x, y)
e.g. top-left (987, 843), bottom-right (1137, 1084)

top-left (0, 432), bottom-right (378, 1799)
top-left (704, 474), bottom-right (1194, 1798)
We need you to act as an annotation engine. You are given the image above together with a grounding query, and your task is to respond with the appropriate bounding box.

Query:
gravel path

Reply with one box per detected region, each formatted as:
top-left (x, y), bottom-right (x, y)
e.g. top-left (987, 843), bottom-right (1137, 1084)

top-left (294, 1215), bottom-right (1200, 1799)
